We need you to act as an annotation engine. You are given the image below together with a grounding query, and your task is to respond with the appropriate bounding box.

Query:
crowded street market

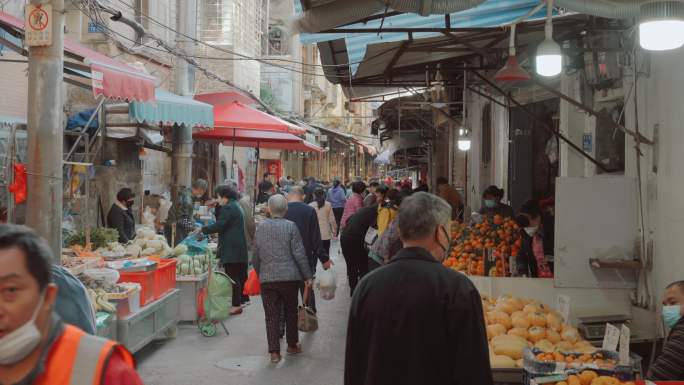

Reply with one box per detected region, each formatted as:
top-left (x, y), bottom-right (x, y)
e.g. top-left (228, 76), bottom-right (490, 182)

top-left (1, 0), bottom-right (684, 384)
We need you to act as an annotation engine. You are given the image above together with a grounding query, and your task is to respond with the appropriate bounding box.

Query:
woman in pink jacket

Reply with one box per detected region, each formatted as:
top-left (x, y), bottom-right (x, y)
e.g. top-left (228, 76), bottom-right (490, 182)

top-left (340, 181), bottom-right (366, 230)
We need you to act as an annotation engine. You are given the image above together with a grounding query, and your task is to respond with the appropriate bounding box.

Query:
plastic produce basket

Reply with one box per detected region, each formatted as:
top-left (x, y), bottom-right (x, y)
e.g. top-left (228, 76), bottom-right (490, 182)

top-left (118, 269), bottom-right (155, 307)
top-left (152, 258), bottom-right (177, 300)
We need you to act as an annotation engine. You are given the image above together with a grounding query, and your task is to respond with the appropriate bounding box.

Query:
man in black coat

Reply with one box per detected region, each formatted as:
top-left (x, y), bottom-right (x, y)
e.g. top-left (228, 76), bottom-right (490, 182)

top-left (107, 188), bottom-right (136, 243)
top-left (345, 192), bottom-right (493, 385)
top-left (285, 186), bottom-right (331, 312)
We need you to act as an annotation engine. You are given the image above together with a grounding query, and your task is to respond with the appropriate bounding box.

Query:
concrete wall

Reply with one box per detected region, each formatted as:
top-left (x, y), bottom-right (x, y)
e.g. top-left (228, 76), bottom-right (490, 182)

top-left (624, 49), bottom-right (684, 302)
top-left (464, 90), bottom-right (509, 212)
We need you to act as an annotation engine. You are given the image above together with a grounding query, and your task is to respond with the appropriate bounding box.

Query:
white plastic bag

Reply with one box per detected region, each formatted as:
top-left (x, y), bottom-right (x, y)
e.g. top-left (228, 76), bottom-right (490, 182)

top-left (317, 267), bottom-right (337, 300)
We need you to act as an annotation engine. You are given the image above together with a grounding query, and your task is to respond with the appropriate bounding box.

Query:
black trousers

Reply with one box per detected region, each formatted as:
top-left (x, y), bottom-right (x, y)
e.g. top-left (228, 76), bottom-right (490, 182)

top-left (224, 262), bottom-right (247, 307)
top-left (368, 257), bottom-right (382, 272)
top-left (340, 236), bottom-right (368, 295)
top-left (322, 239), bottom-right (331, 256)
top-left (332, 208), bottom-right (344, 235)
top-left (262, 281), bottom-right (300, 352)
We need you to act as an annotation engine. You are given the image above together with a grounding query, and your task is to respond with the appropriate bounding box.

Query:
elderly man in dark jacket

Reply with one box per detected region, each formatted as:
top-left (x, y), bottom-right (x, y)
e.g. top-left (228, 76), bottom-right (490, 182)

top-left (345, 192), bottom-right (493, 385)
top-left (201, 184), bottom-right (248, 315)
top-left (285, 186), bottom-right (331, 312)
top-left (648, 280), bottom-right (684, 381)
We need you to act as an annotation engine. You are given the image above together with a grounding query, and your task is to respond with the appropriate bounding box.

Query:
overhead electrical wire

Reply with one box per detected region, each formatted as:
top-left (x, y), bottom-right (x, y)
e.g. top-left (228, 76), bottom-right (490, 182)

top-left (105, 0), bottom-right (363, 69)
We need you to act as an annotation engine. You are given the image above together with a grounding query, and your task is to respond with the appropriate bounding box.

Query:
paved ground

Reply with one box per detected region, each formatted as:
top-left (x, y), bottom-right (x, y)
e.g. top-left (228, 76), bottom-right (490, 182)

top-left (137, 241), bottom-right (350, 385)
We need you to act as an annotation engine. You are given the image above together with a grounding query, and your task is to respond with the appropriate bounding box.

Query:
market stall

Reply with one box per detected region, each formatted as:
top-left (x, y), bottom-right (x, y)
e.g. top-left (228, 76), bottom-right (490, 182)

top-left (436, 177), bottom-right (655, 384)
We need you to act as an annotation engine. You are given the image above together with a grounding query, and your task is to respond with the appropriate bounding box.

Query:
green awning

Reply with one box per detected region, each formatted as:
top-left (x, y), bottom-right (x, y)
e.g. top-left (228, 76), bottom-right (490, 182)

top-left (129, 89), bottom-right (213, 128)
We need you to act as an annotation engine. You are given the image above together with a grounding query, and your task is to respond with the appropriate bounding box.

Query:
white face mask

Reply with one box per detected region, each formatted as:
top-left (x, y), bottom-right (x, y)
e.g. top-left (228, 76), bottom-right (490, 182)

top-left (0, 291), bottom-right (46, 365)
top-left (524, 226), bottom-right (538, 237)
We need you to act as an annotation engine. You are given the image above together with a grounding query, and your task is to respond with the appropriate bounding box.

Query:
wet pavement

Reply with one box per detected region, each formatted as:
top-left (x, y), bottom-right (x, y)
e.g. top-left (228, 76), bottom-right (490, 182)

top-left (137, 241), bottom-right (350, 385)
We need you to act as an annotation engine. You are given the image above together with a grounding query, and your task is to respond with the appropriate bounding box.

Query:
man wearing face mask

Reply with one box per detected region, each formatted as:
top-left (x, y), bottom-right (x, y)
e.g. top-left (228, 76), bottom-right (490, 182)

top-left (647, 280), bottom-right (684, 381)
top-left (107, 188), bottom-right (136, 243)
top-left (479, 185), bottom-right (514, 220)
top-left (0, 224), bottom-right (142, 385)
top-left (345, 192), bottom-right (492, 385)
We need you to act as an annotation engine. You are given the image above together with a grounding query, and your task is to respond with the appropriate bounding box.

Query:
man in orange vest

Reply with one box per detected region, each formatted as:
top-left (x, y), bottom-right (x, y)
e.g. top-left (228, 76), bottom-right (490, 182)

top-left (0, 224), bottom-right (143, 385)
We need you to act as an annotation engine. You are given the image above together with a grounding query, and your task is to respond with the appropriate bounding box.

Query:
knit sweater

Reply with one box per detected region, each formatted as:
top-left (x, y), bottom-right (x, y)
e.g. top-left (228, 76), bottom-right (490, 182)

top-left (253, 218), bottom-right (313, 284)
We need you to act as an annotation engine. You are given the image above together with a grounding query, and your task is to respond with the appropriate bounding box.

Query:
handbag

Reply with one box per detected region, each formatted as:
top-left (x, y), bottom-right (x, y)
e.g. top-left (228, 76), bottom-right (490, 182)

top-left (297, 285), bottom-right (318, 332)
top-left (285, 240), bottom-right (318, 332)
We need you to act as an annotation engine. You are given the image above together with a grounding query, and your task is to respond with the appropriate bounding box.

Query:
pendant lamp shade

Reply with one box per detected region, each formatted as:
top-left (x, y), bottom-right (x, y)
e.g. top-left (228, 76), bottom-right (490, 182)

top-left (494, 55), bottom-right (531, 82)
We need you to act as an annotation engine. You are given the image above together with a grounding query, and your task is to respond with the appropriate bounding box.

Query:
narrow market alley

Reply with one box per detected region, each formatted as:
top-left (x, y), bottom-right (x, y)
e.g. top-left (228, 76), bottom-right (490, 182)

top-left (136, 242), bottom-right (349, 385)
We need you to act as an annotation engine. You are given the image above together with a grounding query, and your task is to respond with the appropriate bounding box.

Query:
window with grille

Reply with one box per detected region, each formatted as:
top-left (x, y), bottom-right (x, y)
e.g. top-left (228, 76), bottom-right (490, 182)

top-left (198, 0), bottom-right (234, 46)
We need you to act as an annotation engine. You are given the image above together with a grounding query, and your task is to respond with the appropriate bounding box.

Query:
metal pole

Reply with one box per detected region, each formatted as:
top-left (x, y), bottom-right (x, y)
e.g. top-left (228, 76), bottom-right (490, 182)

top-left (230, 128), bottom-right (236, 178)
top-left (172, 124), bottom-right (193, 194)
top-left (172, 0), bottom-right (197, 194)
top-left (26, 0), bottom-right (65, 260)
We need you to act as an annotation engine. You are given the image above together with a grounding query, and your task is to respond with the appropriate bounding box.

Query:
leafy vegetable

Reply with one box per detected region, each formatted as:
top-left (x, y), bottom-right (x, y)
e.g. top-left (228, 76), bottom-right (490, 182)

top-left (67, 228), bottom-right (119, 249)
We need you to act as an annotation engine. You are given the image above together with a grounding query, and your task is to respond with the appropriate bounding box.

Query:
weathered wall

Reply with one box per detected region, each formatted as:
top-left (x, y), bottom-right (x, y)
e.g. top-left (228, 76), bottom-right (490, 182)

top-left (624, 49), bottom-right (684, 300)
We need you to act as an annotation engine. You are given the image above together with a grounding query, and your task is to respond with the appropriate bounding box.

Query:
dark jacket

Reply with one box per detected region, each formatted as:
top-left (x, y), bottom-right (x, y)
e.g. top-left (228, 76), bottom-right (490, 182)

top-left (345, 247), bottom-right (493, 385)
top-left (285, 201), bottom-right (329, 267)
top-left (516, 232), bottom-right (538, 278)
top-left (340, 204), bottom-right (378, 240)
top-left (648, 316), bottom-right (684, 380)
top-left (202, 200), bottom-right (248, 265)
top-left (479, 202), bottom-right (515, 219)
top-left (107, 203), bottom-right (135, 243)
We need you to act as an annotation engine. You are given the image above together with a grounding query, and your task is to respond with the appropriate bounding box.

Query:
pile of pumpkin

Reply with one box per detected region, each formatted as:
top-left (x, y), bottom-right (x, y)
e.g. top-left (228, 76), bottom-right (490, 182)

top-left (483, 295), bottom-right (597, 369)
top-left (543, 371), bottom-right (635, 385)
top-left (443, 215), bottom-right (521, 276)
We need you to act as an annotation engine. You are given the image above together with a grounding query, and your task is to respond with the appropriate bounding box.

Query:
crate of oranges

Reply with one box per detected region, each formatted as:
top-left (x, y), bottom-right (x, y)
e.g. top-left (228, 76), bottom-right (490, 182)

top-left (526, 370), bottom-right (636, 385)
top-left (443, 215), bottom-right (521, 276)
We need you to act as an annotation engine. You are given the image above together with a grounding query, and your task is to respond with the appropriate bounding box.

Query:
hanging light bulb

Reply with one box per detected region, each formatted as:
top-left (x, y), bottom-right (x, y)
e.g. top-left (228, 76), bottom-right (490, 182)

top-left (639, 1), bottom-right (684, 51)
top-left (458, 127), bottom-right (471, 151)
top-left (495, 24), bottom-right (531, 82)
top-left (535, 0), bottom-right (562, 77)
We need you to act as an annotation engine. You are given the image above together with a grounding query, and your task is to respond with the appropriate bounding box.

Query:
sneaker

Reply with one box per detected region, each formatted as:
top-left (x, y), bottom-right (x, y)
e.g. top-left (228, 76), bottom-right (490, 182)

top-left (270, 352), bottom-right (282, 363)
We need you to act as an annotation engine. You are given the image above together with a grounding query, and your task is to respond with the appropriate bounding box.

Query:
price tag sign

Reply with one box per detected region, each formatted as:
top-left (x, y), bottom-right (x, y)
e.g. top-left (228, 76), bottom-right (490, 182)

top-left (555, 294), bottom-right (571, 322)
top-left (602, 323), bottom-right (620, 351)
top-left (619, 324), bottom-right (631, 365)
top-left (25, 4), bottom-right (52, 47)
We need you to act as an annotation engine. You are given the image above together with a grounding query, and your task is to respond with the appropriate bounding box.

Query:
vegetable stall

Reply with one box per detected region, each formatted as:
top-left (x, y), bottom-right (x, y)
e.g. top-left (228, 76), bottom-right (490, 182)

top-left (62, 226), bottom-right (218, 353)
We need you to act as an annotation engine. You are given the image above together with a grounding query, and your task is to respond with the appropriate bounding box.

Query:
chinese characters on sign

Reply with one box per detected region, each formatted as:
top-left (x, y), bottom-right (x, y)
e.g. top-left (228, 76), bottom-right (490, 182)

top-left (25, 4), bottom-right (52, 47)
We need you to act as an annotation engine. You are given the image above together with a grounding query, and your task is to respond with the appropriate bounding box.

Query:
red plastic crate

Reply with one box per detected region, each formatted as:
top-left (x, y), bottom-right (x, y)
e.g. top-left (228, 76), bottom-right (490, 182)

top-left (151, 258), bottom-right (177, 300)
top-left (118, 270), bottom-right (155, 307)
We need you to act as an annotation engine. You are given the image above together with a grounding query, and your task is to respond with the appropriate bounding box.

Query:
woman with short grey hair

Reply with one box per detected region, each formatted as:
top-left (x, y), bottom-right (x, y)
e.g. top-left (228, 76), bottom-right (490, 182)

top-left (253, 194), bottom-right (313, 363)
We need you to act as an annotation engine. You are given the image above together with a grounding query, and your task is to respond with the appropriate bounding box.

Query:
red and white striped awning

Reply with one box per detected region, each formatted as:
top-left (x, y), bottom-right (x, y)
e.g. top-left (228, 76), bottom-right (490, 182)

top-left (0, 11), bottom-right (156, 102)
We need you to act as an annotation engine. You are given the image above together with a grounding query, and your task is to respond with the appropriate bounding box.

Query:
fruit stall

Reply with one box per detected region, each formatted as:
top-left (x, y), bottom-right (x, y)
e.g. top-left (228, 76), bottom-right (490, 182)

top-left (444, 178), bottom-right (662, 384)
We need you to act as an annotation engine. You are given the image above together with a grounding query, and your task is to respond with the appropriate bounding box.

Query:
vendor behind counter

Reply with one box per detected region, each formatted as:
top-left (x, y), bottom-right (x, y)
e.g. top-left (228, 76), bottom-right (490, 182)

top-left (515, 200), bottom-right (554, 278)
top-left (106, 188), bottom-right (136, 243)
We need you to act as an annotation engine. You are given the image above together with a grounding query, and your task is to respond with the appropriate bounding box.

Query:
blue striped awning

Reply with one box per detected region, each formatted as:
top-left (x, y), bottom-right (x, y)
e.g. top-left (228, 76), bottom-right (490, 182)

top-left (129, 89), bottom-right (214, 128)
top-left (297, 0), bottom-right (546, 74)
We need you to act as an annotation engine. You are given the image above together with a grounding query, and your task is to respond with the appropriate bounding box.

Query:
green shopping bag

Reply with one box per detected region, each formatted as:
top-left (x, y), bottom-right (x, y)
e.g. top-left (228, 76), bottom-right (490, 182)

top-left (203, 269), bottom-right (233, 322)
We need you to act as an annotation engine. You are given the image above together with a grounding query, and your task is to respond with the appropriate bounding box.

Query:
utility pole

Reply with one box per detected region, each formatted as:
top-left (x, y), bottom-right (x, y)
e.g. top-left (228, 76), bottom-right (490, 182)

top-left (172, 0), bottom-right (197, 195)
top-left (25, 0), bottom-right (65, 260)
